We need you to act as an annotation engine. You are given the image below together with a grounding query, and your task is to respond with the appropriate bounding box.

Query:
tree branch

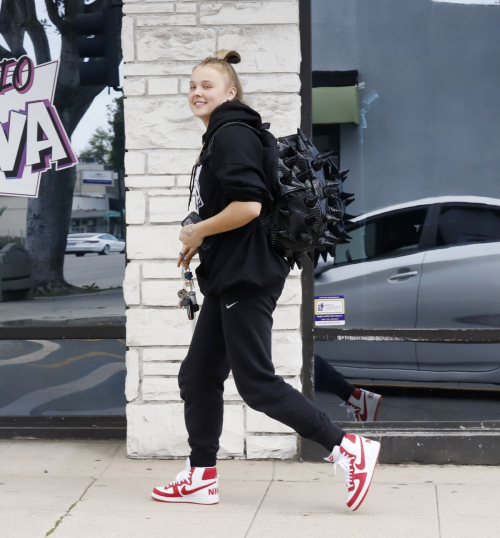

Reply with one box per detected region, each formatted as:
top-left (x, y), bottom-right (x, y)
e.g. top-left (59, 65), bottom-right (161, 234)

top-left (25, 0), bottom-right (51, 64)
top-left (0, 43), bottom-right (13, 62)
top-left (44, 0), bottom-right (65, 33)
top-left (0, 0), bottom-right (28, 59)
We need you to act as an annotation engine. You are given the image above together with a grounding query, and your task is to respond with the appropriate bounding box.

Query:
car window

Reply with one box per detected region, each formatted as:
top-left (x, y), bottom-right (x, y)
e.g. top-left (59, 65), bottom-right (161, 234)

top-left (436, 204), bottom-right (500, 247)
top-left (99, 235), bottom-right (109, 240)
top-left (334, 207), bottom-right (428, 266)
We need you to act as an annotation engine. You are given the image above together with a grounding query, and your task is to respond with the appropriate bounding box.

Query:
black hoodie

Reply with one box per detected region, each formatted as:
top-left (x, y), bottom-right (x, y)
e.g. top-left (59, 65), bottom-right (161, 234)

top-left (187, 100), bottom-right (290, 302)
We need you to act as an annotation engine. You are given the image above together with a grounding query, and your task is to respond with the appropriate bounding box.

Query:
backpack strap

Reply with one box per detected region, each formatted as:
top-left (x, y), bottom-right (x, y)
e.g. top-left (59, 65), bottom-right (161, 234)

top-left (205, 120), bottom-right (268, 162)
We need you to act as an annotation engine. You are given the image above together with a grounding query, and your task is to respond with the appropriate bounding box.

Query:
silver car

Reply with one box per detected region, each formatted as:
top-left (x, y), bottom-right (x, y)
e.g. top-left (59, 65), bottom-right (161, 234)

top-left (314, 196), bottom-right (500, 384)
top-left (66, 233), bottom-right (126, 257)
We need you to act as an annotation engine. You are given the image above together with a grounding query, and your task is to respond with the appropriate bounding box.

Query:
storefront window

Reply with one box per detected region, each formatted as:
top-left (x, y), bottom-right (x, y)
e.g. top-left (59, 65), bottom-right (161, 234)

top-left (0, 0), bottom-right (125, 417)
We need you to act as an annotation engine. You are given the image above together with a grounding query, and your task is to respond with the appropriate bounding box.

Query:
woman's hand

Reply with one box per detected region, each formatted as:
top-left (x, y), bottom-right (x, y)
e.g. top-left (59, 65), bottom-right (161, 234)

top-left (179, 222), bottom-right (205, 249)
top-left (177, 244), bottom-right (199, 270)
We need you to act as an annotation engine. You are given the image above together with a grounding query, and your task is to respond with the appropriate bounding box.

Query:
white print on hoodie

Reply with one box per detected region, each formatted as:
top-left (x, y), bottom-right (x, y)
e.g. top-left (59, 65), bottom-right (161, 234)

top-left (194, 164), bottom-right (204, 212)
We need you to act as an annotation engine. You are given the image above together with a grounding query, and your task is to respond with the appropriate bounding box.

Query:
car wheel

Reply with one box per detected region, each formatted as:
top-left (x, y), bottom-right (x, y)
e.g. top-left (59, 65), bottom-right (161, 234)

top-left (99, 244), bottom-right (110, 256)
top-left (75, 253), bottom-right (85, 257)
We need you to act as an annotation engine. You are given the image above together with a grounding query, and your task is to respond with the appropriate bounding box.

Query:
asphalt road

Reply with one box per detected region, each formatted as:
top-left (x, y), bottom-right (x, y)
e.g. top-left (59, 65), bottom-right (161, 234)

top-left (64, 252), bottom-right (126, 288)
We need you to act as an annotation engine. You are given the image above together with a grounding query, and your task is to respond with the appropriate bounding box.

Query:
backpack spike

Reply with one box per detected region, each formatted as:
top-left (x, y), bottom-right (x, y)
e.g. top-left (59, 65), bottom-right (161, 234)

top-left (328, 206), bottom-right (343, 215)
top-left (304, 194), bottom-right (319, 207)
top-left (297, 135), bottom-right (308, 152)
top-left (293, 252), bottom-right (303, 270)
top-left (317, 237), bottom-right (336, 248)
top-left (323, 230), bottom-right (339, 243)
top-left (339, 169), bottom-right (349, 181)
top-left (283, 154), bottom-right (299, 169)
top-left (311, 150), bottom-right (336, 171)
top-left (299, 232), bottom-right (313, 244)
top-left (306, 250), bottom-right (315, 262)
top-left (340, 191), bottom-right (355, 200)
top-left (297, 127), bottom-right (312, 146)
top-left (286, 256), bottom-right (295, 270)
top-left (323, 184), bottom-right (339, 197)
top-left (296, 153), bottom-right (310, 171)
top-left (297, 169), bottom-right (312, 183)
top-left (279, 143), bottom-right (295, 159)
top-left (324, 213), bottom-right (340, 224)
top-left (341, 231), bottom-right (353, 241)
top-left (326, 179), bottom-right (342, 188)
top-left (345, 197), bottom-right (355, 207)
top-left (343, 212), bottom-right (356, 221)
top-left (280, 168), bottom-right (294, 186)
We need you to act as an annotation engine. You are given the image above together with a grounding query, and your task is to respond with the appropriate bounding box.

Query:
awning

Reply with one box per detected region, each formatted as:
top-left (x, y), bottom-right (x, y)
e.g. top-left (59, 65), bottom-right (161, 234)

top-left (312, 86), bottom-right (360, 125)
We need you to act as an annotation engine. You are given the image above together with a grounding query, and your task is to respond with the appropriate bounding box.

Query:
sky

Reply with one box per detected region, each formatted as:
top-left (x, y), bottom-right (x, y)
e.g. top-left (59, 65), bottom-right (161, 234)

top-left (0, 0), bottom-right (123, 155)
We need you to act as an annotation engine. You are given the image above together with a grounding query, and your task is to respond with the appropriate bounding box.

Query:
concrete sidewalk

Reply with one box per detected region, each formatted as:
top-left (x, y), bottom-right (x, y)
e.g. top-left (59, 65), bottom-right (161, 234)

top-left (0, 440), bottom-right (498, 538)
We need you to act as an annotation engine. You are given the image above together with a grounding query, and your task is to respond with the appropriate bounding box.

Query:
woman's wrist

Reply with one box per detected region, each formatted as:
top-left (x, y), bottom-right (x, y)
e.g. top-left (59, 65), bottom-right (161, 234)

top-left (195, 221), bottom-right (208, 239)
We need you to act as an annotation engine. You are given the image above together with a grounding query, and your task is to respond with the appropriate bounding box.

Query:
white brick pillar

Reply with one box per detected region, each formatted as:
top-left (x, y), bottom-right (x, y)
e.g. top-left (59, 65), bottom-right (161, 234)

top-left (123, 0), bottom-right (303, 460)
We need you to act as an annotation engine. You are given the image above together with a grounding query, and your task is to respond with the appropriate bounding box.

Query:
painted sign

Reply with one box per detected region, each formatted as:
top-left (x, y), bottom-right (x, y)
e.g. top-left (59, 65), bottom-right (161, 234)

top-left (0, 56), bottom-right (77, 197)
top-left (82, 170), bottom-right (114, 185)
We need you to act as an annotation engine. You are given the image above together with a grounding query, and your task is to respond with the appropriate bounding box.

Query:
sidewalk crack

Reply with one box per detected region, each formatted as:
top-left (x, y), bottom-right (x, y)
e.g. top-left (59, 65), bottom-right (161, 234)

top-left (434, 484), bottom-right (442, 538)
top-left (45, 477), bottom-right (97, 537)
top-left (244, 461), bottom-right (275, 538)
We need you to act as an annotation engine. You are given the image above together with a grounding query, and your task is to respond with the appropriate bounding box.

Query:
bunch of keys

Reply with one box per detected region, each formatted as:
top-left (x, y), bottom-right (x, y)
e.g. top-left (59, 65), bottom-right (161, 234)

top-left (177, 267), bottom-right (200, 320)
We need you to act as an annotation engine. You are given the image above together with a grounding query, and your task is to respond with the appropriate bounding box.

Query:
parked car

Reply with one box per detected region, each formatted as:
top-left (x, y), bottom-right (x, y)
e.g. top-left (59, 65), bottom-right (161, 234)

top-left (314, 196), bottom-right (500, 384)
top-left (65, 233), bottom-right (126, 256)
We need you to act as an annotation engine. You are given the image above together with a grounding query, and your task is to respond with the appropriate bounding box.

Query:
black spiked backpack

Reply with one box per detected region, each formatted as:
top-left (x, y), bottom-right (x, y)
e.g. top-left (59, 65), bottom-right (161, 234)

top-left (205, 121), bottom-right (355, 270)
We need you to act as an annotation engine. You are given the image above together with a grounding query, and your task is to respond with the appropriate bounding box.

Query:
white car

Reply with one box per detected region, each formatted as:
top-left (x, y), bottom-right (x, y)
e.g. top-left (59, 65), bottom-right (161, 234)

top-left (66, 233), bottom-right (126, 257)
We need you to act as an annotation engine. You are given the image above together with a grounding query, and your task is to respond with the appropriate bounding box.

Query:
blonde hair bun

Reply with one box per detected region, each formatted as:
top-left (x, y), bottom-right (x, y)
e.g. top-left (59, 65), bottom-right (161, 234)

top-left (214, 49), bottom-right (241, 65)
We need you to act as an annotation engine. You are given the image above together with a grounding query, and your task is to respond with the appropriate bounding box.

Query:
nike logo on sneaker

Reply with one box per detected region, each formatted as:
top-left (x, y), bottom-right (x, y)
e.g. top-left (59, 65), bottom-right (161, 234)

top-left (226, 302), bottom-right (238, 309)
top-left (180, 481), bottom-right (217, 495)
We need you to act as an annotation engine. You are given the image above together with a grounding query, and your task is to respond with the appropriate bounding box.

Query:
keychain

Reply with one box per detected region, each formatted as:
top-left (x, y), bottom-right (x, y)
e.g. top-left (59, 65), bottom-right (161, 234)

top-left (177, 260), bottom-right (200, 320)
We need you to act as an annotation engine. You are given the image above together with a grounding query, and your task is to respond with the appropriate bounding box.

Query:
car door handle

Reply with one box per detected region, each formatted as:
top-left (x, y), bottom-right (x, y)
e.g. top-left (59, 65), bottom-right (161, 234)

top-left (388, 271), bottom-right (418, 281)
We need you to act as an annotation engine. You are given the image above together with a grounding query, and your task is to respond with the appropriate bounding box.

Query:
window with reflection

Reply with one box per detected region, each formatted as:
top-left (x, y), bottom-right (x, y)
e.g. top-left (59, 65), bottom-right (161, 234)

top-left (311, 0), bottom-right (500, 422)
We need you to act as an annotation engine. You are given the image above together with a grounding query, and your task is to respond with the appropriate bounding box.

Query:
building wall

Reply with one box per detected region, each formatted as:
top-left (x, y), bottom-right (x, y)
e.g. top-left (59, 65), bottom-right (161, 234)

top-left (312, 0), bottom-right (500, 215)
top-left (122, 0), bottom-right (304, 459)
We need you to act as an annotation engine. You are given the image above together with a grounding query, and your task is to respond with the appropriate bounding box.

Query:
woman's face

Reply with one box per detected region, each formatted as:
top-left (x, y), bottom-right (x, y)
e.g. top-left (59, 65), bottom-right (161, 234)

top-left (189, 65), bottom-right (236, 127)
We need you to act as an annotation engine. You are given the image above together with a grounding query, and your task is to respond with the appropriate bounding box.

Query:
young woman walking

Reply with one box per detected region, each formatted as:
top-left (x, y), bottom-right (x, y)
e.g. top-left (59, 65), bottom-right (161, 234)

top-left (151, 50), bottom-right (382, 512)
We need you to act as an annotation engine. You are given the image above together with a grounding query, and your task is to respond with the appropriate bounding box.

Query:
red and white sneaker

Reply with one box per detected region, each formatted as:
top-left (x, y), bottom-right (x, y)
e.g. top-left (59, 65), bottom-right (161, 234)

top-left (325, 433), bottom-right (381, 511)
top-left (151, 457), bottom-right (219, 505)
top-left (340, 388), bottom-right (382, 422)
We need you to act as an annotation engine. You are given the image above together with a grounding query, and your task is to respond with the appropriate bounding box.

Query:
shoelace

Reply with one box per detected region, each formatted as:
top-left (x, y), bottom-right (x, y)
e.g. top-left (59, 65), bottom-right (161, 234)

top-left (339, 401), bottom-right (359, 421)
top-left (333, 451), bottom-right (354, 488)
top-left (166, 460), bottom-right (192, 487)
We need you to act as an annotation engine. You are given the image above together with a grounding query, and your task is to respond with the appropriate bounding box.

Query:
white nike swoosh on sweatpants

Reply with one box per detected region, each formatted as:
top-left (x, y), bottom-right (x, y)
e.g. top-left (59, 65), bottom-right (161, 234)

top-left (226, 302), bottom-right (238, 309)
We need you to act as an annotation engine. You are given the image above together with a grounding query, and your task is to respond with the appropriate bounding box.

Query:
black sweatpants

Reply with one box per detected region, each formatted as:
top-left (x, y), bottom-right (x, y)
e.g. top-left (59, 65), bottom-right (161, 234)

top-left (314, 354), bottom-right (356, 401)
top-left (178, 285), bottom-right (346, 468)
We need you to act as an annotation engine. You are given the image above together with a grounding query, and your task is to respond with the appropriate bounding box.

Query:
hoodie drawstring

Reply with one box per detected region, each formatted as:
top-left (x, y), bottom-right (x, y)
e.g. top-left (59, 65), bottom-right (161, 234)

top-left (188, 142), bottom-right (206, 211)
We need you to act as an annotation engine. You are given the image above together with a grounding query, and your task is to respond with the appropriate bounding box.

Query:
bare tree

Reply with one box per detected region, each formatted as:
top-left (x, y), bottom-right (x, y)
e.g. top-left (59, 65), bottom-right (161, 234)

top-left (0, 0), bottom-right (122, 294)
